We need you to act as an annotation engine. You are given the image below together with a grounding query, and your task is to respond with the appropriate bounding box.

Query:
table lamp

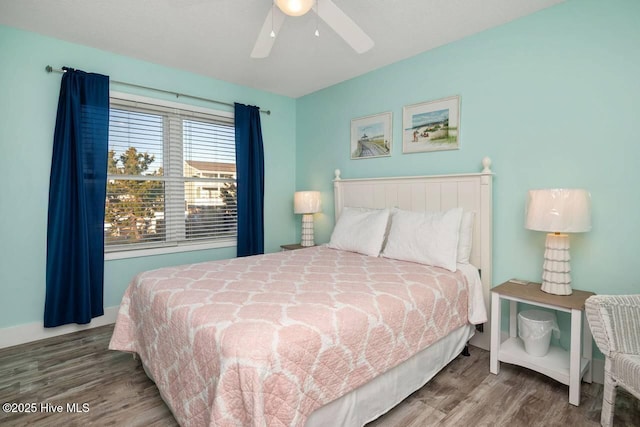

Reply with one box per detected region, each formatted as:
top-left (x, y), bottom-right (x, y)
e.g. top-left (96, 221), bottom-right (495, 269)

top-left (525, 189), bottom-right (592, 295)
top-left (294, 191), bottom-right (321, 247)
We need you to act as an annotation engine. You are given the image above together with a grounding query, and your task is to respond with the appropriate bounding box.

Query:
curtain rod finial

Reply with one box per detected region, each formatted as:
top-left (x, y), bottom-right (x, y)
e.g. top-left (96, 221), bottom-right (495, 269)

top-left (45, 65), bottom-right (53, 73)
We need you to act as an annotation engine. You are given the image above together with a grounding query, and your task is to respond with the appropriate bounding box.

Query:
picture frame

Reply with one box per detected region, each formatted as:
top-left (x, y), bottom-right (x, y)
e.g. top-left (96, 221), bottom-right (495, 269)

top-left (350, 112), bottom-right (392, 159)
top-left (402, 96), bottom-right (460, 154)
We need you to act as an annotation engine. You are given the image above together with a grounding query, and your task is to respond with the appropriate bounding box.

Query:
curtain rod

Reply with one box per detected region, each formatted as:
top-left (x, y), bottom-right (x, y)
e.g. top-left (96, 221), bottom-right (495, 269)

top-left (45, 65), bottom-right (271, 115)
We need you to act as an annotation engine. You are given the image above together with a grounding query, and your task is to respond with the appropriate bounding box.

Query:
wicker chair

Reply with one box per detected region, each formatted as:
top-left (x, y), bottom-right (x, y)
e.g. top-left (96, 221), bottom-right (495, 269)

top-left (585, 295), bottom-right (640, 426)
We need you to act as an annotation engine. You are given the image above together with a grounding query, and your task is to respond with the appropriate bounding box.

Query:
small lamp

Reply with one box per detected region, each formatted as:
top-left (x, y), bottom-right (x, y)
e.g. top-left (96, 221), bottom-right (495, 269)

top-left (294, 191), bottom-right (321, 247)
top-left (525, 189), bottom-right (591, 295)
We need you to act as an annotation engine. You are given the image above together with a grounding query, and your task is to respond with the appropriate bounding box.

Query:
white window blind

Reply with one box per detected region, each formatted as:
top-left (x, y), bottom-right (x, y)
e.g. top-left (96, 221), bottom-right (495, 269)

top-left (105, 96), bottom-right (236, 252)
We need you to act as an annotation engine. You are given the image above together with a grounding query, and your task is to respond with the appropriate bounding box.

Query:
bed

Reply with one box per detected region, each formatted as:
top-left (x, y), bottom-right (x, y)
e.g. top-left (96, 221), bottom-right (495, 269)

top-left (109, 159), bottom-right (494, 426)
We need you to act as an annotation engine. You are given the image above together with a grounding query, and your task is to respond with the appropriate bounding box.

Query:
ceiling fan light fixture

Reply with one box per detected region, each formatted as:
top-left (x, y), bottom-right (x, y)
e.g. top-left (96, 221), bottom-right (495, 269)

top-left (276, 0), bottom-right (314, 17)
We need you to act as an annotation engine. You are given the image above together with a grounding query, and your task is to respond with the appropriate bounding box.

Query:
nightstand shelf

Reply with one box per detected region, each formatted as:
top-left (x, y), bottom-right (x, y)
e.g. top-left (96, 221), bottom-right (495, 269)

top-left (498, 336), bottom-right (590, 386)
top-left (490, 280), bottom-right (595, 406)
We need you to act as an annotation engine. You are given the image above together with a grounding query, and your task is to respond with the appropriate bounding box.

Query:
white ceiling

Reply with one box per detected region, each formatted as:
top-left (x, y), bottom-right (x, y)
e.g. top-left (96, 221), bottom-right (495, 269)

top-left (0, 0), bottom-right (564, 98)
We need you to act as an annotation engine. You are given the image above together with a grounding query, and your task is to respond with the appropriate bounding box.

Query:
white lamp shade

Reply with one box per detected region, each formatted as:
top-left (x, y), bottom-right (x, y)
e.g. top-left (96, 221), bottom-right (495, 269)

top-left (525, 189), bottom-right (592, 233)
top-left (294, 191), bottom-right (321, 214)
top-left (276, 0), bottom-right (314, 16)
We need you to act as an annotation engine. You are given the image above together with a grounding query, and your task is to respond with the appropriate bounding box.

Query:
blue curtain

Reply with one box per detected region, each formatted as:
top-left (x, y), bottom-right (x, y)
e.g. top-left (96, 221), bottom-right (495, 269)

top-left (45, 68), bottom-right (109, 327)
top-left (234, 103), bottom-right (265, 257)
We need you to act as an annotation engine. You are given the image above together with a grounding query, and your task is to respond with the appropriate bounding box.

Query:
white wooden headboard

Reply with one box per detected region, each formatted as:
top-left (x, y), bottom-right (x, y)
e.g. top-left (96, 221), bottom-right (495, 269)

top-left (333, 157), bottom-right (493, 349)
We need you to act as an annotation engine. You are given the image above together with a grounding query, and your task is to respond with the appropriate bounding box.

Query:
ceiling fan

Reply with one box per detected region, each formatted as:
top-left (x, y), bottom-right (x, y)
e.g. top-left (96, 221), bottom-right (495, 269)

top-left (251, 0), bottom-right (374, 58)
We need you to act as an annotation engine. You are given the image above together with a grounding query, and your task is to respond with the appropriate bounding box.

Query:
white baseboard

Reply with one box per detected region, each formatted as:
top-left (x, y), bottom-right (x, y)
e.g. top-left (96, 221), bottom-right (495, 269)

top-left (0, 305), bottom-right (119, 349)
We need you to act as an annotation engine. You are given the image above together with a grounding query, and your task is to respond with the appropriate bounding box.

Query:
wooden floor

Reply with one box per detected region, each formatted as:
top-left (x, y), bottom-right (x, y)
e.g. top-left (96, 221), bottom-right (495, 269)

top-left (1, 325), bottom-right (639, 427)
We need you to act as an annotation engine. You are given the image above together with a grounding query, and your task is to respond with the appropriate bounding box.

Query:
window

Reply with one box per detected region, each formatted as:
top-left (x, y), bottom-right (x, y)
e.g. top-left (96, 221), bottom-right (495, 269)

top-left (105, 94), bottom-right (236, 254)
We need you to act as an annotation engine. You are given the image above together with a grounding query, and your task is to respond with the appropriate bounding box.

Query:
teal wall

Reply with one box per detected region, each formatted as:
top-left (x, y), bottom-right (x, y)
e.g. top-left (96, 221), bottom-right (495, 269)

top-left (2, 0), bottom-right (639, 345)
top-left (0, 25), bottom-right (297, 329)
top-left (296, 0), bottom-right (640, 349)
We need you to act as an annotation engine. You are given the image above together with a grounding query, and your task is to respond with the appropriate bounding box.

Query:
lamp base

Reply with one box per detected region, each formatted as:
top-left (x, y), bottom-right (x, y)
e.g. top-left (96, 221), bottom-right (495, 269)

top-left (300, 214), bottom-right (315, 247)
top-left (541, 281), bottom-right (572, 296)
top-left (540, 233), bottom-right (572, 295)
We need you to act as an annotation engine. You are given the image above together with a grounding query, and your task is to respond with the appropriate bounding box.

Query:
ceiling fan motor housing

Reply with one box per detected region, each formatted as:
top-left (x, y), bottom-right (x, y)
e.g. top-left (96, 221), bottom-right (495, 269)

top-left (252, 0), bottom-right (374, 59)
top-left (276, 0), bottom-right (314, 17)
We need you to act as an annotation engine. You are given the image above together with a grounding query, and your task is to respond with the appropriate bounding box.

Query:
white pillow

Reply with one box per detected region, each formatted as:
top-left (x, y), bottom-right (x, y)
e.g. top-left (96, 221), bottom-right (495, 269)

top-left (328, 207), bottom-right (390, 257)
top-left (457, 211), bottom-right (475, 264)
top-left (381, 207), bottom-right (463, 272)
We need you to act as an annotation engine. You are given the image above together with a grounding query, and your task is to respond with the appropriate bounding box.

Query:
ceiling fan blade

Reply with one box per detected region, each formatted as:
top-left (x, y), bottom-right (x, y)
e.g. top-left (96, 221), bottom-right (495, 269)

top-left (316, 0), bottom-right (374, 54)
top-left (251, 6), bottom-right (286, 59)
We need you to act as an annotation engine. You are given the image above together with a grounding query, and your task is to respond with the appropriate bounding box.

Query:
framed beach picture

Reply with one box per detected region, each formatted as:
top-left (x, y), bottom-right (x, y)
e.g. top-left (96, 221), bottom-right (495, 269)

top-left (402, 96), bottom-right (460, 154)
top-left (350, 112), bottom-right (392, 159)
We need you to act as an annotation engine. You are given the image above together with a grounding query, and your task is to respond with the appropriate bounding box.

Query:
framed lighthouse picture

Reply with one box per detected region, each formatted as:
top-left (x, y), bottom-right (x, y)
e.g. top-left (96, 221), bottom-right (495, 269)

top-left (350, 111), bottom-right (392, 159)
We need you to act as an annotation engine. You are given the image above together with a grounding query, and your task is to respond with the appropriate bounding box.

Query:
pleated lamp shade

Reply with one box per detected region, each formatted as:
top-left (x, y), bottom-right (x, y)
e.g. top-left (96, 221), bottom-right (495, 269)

top-left (525, 189), bottom-right (592, 233)
top-left (294, 191), bottom-right (321, 214)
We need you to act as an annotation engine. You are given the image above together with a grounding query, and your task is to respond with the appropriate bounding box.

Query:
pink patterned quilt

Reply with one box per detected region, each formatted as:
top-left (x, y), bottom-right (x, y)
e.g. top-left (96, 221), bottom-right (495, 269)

top-left (109, 246), bottom-right (470, 426)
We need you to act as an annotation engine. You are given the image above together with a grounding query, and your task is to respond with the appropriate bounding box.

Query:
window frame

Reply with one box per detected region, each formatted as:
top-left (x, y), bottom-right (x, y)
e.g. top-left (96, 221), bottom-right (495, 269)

top-left (105, 91), bottom-right (236, 261)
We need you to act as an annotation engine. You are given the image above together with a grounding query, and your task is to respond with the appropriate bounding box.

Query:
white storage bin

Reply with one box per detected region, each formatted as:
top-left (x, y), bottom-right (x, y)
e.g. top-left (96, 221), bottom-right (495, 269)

top-left (518, 309), bottom-right (560, 357)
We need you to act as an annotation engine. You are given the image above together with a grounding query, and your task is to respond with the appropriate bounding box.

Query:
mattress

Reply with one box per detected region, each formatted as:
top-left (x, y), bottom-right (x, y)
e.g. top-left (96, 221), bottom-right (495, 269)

top-left (109, 246), bottom-right (485, 426)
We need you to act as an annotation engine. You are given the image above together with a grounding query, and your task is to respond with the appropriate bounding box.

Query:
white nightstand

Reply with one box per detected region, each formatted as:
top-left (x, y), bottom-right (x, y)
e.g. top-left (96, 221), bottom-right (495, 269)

top-left (489, 280), bottom-right (595, 406)
top-left (280, 243), bottom-right (312, 251)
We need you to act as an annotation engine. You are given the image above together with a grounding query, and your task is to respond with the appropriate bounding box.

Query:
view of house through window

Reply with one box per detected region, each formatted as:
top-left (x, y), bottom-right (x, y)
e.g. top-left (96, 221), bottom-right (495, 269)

top-left (105, 96), bottom-right (236, 251)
